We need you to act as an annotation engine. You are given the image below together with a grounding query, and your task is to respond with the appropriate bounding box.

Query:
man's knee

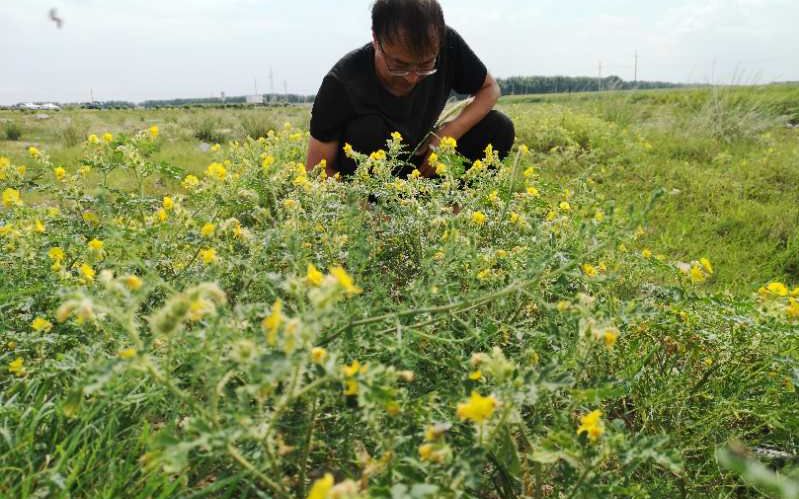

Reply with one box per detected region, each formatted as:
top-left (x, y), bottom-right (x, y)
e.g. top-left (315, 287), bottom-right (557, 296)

top-left (484, 110), bottom-right (515, 157)
top-left (337, 114), bottom-right (391, 175)
top-left (459, 109), bottom-right (516, 161)
top-left (343, 114), bottom-right (390, 153)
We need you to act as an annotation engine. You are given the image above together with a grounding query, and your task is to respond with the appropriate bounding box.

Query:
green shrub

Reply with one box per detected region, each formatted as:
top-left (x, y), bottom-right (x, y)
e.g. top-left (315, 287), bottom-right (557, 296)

top-left (193, 116), bottom-right (227, 143)
top-left (4, 121), bottom-right (22, 141)
top-left (60, 121), bottom-right (89, 147)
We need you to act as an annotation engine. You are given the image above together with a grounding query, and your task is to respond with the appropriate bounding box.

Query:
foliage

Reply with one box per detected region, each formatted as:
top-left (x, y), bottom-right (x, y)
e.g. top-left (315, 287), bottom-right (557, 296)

top-left (1, 122), bottom-right (798, 498)
top-left (4, 121), bottom-right (22, 141)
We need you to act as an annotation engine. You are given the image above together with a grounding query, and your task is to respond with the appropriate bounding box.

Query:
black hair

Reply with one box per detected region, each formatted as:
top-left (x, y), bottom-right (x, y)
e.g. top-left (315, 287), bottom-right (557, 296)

top-left (371, 0), bottom-right (446, 58)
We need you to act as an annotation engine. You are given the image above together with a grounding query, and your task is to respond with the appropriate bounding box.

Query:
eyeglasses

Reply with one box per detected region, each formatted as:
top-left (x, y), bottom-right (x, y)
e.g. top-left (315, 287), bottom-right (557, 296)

top-left (377, 40), bottom-right (438, 77)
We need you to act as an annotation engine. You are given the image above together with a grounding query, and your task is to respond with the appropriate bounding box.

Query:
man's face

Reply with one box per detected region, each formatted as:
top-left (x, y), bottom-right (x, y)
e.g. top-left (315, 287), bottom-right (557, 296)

top-left (373, 33), bottom-right (439, 96)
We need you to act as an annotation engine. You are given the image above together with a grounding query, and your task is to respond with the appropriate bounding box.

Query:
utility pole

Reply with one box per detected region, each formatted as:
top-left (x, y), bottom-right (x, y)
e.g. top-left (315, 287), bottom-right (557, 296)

top-left (597, 61), bottom-right (603, 91)
top-left (269, 67), bottom-right (274, 103)
top-left (283, 80), bottom-right (288, 102)
top-left (634, 50), bottom-right (639, 83)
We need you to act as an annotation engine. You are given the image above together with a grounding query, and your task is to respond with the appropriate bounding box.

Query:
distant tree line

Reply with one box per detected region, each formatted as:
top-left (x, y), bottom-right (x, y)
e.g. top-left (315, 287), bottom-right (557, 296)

top-left (496, 75), bottom-right (687, 95)
top-left (141, 93), bottom-right (314, 109)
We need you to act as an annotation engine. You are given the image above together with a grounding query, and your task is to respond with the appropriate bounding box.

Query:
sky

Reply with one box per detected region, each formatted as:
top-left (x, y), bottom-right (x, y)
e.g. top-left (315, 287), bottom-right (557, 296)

top-left (1, 0), bottom-right (797, 104)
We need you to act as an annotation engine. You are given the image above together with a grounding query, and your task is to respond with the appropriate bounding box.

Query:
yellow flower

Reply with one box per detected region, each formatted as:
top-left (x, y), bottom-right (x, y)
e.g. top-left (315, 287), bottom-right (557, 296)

top-left (766, 282), bottom-right (789, 297)
top-left (344, 379), bottom-right (359, 395)
top-left (28, 146), bottom-right (40, 158)
top-left (456, 391), bottom-right (497, 424)
top-left (700, 257), bottom-right (713, 274)
top-left (391, 131), bottom-right (403, 142)
top-left (205, 162), bottom-right (227, 181)
top-left (8, 357), bottom-right (25, 377)
top-left (342, 360), bottom-right (361, 378)
top-left (156, 208), bottom-right (168, 222)
top-left (182, 175), bottom-right (200, 190)
top-left (342, 143), bottom-right (354, 158)
top-left (2, 188), bottom-right (22, 208)
top-left (102, 132), bottom-right (113, 143)
top-left (410, 169), bottom-right (421, 179)
top-left (787, 298), bottom-right (799, 320)
top-left (199, 248), bottom-right (217, 265)
top-left (200, 223), bottom-right (216, 238)
top-left (576, 409), bottom-right (604, 442)
top-left (149, 125), bottom-right (159, 138)
top-left (307, 473), bottom-right (334, 499)
top-left (641, 248), bottom-right (653, 259)
top-left (53, 167), bottom-right (66, 181)
top-left (33, 220), bottom-right (45, 233)
top-left (162, 196), bottom-right (174, 210)
top-left (488, 190), bottom-right (499, 204)
top-left (118, 348), bottom-right (137, 359)
top-left (31, 317), bottom-right (53, 333)
top-left (439, 136), bottom-right (457, 151)
top-left (418, 443), bottom-right (435, 461)
top-left (559, 201), bottom-right (571, 212)
top-left (435, 162), bottom-right (447, 175)
top-left (581, 263), bottom-right (597, 278)
top-left (602, 328), bottom-right (618, 348)
top-left (526, 186), bottom-right (540, 197)
top-left (306, 264), bottom-right (324, 286)
top-left (88, 239), bottom-right (104, 251)
top-left (48, 247), bottom-right (65, 262)
top-left (87, 134), bottom-right (100, 144)
top-left (468, 159), bottom-right (484, 173)
top-left (689, 265), bottom-right (706, 284)
top-left (311, 347), bottom-right (327, 364)
top-left (79, 263), bottom-right (96, 283)
top-left (468, 370), bottom-right (482, 381)
top-left (210, 143), bottom-right (221, 152)
top-left (369, 149), bottom-right (387, 161)
top-left (594, 209), bottom-right (605, 223)
top-left (330, 266), bottom-right (362, 296)
top-left (471, 211), bottom-right (487, 226)
top-left (262, 299), bottom-right (283, 345)
top-left (124, 275), bottom-right (143, 291)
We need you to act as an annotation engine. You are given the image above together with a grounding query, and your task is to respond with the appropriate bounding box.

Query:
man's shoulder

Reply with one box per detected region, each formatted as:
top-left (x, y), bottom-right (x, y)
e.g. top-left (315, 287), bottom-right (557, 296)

top-left (327, 43), bottom-right (372, 83)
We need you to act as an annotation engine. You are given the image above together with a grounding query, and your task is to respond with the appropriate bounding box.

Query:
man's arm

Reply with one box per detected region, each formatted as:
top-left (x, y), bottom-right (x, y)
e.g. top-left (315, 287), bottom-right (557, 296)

top-left (306, 137), bottom-right (340, 178)
top-left (418, 73), bottom-right (501, 177)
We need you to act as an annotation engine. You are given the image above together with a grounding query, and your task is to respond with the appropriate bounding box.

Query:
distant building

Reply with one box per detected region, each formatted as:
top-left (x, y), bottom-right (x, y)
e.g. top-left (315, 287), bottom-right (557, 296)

top-left (245, 95), bottom-right (264, 105)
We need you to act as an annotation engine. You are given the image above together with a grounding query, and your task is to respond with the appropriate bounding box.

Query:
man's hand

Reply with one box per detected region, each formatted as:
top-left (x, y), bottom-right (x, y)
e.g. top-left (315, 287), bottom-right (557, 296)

top-left (415, 73), bottom-right (501, 177)
top-left (415, 131), bottom-right (441, 177)
top-left (306, 136), bottom-right (340, 179)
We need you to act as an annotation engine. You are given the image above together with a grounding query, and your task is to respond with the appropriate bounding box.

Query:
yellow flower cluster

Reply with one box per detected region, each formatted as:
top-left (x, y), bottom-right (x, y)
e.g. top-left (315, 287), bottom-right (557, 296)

top-left (438, 136), bottom-right (457, 152)
top-left (576, 409), bottom-right (605, 442)
top-left (456, 391), bottom-right (497, 424)
top-left (2, 188), bottom-right (22, 208)
top-left (342, 360), bottom-right (361, 395)
top-left (205, 162), bottom-right (227, 181)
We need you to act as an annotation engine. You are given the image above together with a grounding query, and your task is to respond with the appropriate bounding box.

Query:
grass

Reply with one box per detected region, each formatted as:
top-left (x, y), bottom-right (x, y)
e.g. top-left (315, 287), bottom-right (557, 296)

top-left (3, 86), bottom-right (797, 294)
top-left (1, 86), bottom-right (798, 497)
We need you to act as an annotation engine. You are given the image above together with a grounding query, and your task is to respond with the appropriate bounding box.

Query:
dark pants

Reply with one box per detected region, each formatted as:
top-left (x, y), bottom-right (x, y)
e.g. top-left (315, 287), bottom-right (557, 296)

top-left (335, 109), bottom-right (515, 176)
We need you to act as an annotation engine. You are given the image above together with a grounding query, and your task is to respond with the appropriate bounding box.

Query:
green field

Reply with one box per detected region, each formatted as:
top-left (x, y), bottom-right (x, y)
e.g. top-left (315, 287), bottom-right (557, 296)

top-left (1, 85), bottom-right (799, 497)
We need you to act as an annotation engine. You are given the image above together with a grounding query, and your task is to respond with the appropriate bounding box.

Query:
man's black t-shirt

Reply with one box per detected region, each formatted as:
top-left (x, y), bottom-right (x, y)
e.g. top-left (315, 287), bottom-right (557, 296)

top-left (310, 27), bottom-right (487, 151)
